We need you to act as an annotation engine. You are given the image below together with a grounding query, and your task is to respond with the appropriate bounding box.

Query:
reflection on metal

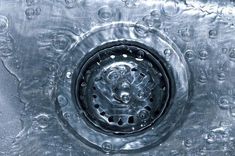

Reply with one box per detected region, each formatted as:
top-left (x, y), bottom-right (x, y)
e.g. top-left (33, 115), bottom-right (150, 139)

top-left (0, 0), bottom-right (234, 155)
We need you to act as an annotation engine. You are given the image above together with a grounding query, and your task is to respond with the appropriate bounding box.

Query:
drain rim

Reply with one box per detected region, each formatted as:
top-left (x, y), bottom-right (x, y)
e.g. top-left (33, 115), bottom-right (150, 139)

top-left (55, 22), bottom-right (189, 154)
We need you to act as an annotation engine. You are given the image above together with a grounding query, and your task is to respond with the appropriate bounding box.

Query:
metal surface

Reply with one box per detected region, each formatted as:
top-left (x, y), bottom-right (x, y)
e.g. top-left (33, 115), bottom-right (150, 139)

top-left (0, 0), bottom-right (235, 155)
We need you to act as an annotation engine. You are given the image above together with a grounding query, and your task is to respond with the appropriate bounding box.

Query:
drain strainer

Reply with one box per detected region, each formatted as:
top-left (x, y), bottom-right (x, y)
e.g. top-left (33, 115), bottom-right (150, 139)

top-left (55, 23), bottom-right (189, 153)
top-left (76, 44), bottom-right (170, 134)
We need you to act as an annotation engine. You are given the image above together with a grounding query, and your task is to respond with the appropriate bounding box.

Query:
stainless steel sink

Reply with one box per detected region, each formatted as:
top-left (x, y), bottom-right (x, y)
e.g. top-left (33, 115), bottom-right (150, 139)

top-left (0, 0), bottom-right (235, 155)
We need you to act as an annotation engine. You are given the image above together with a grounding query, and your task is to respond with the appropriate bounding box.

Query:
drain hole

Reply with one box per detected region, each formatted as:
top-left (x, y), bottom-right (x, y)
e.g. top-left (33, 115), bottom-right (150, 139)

top-left (144, 106), bottom-right (152, 111)
top-left (131, 68), bottom-right (137, 72)
top-left (108, 116), bottom-right (114, 122)
top-left (128, 116), bottom-right (134, 124)
top-left (94, 104), bottom-right (100, 109)
top-left (75, 43), bottom-right (171, 134)
top-left (100, 112), bottom-right (106, 116)
top-left (118, 119), bottom-right (123, 125)
top-left (140, 73), bottom-right (145, 77)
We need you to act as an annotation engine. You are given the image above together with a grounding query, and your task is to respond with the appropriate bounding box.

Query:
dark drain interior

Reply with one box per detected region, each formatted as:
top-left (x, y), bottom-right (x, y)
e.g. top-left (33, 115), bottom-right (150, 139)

top-left (75, 43), bottom-right (171, 134)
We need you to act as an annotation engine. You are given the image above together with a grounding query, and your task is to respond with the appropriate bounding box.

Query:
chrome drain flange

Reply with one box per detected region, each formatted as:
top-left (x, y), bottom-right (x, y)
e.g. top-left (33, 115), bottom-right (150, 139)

top-left (55, 23), bottom-right (189, 153)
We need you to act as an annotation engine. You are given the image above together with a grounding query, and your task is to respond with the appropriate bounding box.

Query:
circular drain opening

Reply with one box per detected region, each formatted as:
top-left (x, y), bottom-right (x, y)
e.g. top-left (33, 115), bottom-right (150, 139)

top-left (55, 23), bottom-right (189, 153)
top-left (75, 43), bottom-right (171, 134)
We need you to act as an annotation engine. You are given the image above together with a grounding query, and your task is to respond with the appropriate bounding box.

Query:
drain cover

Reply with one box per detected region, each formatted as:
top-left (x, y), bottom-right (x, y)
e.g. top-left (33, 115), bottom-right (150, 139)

top-left (55, 23), bottom-right (189, 153)
top-left (76, 44), bottom-right (170, 134)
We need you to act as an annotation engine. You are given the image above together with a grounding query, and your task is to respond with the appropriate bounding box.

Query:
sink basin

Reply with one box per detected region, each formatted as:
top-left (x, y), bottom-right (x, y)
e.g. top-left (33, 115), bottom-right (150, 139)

top-left (0, 0), bottom-right (235, 155)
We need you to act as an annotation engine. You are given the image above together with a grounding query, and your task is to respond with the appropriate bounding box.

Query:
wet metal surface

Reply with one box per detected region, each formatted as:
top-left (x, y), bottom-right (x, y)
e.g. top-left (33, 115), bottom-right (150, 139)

top-left (0, 0), bottom-right (235, 155)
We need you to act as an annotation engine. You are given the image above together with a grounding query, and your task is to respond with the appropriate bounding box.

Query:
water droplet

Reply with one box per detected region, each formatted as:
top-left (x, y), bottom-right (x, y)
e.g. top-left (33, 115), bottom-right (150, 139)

top-left (161, 1), bottom-right (180, 17)
top-left (26, 0), bottom-right (34, 6)
top-left (35, 7), bottom-right (41, 16)
top-left (219, 120), bottom-right (232, 127)
top-left (142, 15), bottom-right (161, 28)
top-left (205, 132), bottom-right (216, 144)
top-left (124, 0), bottom-right (137, 8)
top-left (164, 49), bottom-right (172, 57)
top-left (184, 50), bottom-right (194, 61)
top-left (0, 16), bottom-right (8, 34)
top-left (209, 30), bottom-right (217, 39)
top-left (170, 150), bottom-right (180, 156)
top-left (229, 49), bottom-right (235, 62)
top-left (34, 113), bottom-right (49, 129)
top-left (218, 96), bottom-right (231, 109)
top-left (198, 70), bottom-right (207, 83)
top-left (102, 142), bottom-right (112, 153)
top-left (57, 95), bottom-right (68, 107)
top-left (150, 10), bottom-right (159, 17)
top-left (217, 71), bottom-right (225, 81)
top-left (179, 25), bottom-right (194, 42)
top-left (183, 138), bottom-right (193, 148)
top-left (134, 22), bottom-right (148, 38)
top-left (64, 0), bottom-right (77, 8)
top-left (25, 8), bottom-right (35, 20)
top-left (26, 0), bottom-right (39, 6)
top-left (199, 50), bottom-right (208, 60)
top-left (52, 34), bottom-right (70, 52)
top-left (14, 59), bottom-right (21, 70)
top-left (222, 48), bottom-right (228, 54)
top-left (0, 35), bottom-right (14, 57)
top-left (98, 6), bottom-right (113, 21)
top-left (198, 147), bottom-right (207, 156)
top-left (230, 107), bottom-right (235, 117)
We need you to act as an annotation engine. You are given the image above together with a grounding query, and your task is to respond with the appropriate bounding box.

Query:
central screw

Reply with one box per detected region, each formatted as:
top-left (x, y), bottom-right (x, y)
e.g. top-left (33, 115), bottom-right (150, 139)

top-left (121, 92), bottom-right (130, 103)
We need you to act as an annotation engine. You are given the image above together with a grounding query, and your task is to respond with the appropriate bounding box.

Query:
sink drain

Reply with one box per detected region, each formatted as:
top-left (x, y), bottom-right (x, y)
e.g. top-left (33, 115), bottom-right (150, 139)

top-left (75, 44), bottom-right (170, 134)
top-left (55, 23), bottom-right (189, 153)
